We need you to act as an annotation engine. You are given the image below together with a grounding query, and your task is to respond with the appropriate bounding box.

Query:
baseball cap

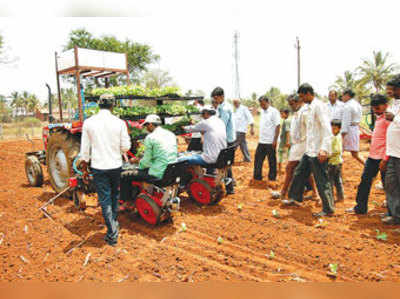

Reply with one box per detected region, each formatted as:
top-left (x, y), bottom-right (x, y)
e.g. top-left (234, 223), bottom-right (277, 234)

top-left (98, 93), bottom-right (115, 105)
top-left (142, 114), bottom-right (161, 126)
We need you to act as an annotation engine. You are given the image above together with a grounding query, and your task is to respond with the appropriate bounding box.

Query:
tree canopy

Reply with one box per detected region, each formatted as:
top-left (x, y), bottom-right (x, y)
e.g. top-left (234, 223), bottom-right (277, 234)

top-left (64, 28), bottom-right (160, 86)
top-left (357, 51), bottom-right (397, 92)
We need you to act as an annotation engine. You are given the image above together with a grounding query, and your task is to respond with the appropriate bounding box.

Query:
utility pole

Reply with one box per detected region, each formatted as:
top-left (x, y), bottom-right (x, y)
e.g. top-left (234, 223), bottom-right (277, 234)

top-left (233, 31), bottom-right (241, 99)
top-left (295, 36), bottom-right (301, 88)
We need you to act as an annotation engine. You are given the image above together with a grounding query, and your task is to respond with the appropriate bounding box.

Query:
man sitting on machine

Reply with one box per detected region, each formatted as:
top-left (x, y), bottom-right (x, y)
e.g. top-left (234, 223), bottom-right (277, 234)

top-left (120, 114), bottom-right (178, 203)
top-left (179, 107), bottom-right (227, 166)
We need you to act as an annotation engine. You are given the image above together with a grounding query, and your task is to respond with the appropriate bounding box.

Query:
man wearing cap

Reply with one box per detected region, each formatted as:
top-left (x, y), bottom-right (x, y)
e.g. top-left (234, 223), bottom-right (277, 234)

top-left (180, 107), bottom-right (227, 166)
top-left (120, 114), bottom-right (178, 201)
top-left (233, 99), bottom-right (254, 162)
top-left (211, 87), bottom-right (236, 194)
top-left (80, 93), bottom-right (131, 246)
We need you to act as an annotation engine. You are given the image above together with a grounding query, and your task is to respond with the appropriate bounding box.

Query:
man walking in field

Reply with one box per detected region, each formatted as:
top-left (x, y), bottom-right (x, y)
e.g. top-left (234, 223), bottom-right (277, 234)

top-left (341, 89), bottom-right (364, 166)
top-left (383, 78), bottom-right (400, 225)
top-left (326, 90), bottom-right (344, 121)
top-left (346, 94), bottom-right (390, 215)
top-left (233, 98), bottom-right (254, 162)
top-left (283, 83), bottom-right (335, 217)
top-left (211, 87), bottom-right (236, 194)
top-left (80, 94), bottom-right (131, 246)
top-left (253, 96), bottom-right (281, 182)
top-left (271, 94), bottom-right (318, 200)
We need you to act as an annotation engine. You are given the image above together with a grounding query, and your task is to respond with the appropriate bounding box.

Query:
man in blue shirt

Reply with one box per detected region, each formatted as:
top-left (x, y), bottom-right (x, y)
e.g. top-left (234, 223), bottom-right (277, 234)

top-left (211, 87), bottom-right (236, 195)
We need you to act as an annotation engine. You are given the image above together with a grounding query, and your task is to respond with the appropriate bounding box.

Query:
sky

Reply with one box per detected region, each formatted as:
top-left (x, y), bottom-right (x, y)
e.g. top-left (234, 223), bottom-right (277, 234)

top-left (0, 0), bottom-right (399, 104)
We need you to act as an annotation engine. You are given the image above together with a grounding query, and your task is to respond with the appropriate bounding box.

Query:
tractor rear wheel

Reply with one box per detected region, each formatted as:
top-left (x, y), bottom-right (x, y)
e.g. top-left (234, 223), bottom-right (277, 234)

top-left (188, 179), bottom-right (225, 206)
top-left (25, 155), bottom-right (44, 187)
top-left (136, 194), bottom-right (161, 225)
top-left (46, 131), bottom-right (80, 195)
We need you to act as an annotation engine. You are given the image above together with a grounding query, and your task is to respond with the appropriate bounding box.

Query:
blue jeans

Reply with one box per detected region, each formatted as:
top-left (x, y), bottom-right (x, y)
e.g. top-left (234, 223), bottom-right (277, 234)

top-left (92, 167), bottom-right (121, 243)
top-left (179, 154), bottom-right (208, 166)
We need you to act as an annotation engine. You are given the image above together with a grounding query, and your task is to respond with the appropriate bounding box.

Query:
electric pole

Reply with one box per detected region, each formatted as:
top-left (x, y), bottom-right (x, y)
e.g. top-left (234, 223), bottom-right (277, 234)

top-left (295, 36), bottom-right (301, 88)
top-left (233, 31), bottom-right (241, 99)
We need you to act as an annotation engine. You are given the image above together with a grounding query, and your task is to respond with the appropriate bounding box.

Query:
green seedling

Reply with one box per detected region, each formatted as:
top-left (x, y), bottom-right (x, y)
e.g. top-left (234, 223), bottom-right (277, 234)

top-left (217, 236), bottom-right (223, 244)
top-left (180, 222), bottom-right (187, 232)
top-left (376, 229), bottom-right (387, 241)
top-left (272, 209), bottom-right (280, 218)
top-left (267, 250), bottom-right (275, 259)
top-left (329, 263), bottom-right (338, 274)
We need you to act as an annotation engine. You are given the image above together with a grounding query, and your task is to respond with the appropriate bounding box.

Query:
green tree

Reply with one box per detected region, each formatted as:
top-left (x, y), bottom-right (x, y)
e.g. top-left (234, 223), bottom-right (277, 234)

top-left (10, 91), bottom-right (24, 115)
top-left (264, 87), bottom-right (288, 110)
top-left (358, 51), bottom-right (397, 92)
top-left (26, 94), bottom-right (40, 113)
top-left (64, 28), bottom-right (160, 86)
top-left (142, 68), bottom-right (174, 89)
top-left (331, 70), bottom-right (372, 104)
top-left (0, 94), bottom-right (11, 122)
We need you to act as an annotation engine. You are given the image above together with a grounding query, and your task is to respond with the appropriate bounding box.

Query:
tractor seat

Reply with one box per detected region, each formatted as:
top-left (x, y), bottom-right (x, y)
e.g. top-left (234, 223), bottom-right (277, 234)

top-left (149, 160), bottom-right (189, 188)
top-left (204, 145), bottom-right (236, 169)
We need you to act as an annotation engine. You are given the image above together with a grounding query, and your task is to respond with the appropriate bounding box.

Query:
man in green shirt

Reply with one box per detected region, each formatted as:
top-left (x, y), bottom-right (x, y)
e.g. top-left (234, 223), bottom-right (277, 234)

top-left (120, 115), bottom-right (178, 202)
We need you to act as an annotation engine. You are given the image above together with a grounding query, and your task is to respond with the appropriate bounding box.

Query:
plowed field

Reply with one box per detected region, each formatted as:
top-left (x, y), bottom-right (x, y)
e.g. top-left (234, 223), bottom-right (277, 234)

top-left (1, 137), bottom-right (399, 282)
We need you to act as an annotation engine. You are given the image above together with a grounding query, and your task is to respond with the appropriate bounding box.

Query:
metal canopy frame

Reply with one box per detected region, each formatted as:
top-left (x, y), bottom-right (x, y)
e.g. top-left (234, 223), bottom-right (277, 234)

top-left (55, 46), bottom-right (130, 122)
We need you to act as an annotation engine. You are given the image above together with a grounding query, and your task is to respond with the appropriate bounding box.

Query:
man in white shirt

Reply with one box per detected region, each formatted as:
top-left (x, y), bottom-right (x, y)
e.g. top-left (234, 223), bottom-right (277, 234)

top-left (271, 94), bottom-right (318, 200)
top-left (233, 99), bottom-right (254, 162)
top-left (253, 96), bottom-right (281, 182)
top-left (283, 83), bottom-right (335, 217)
top-left (341, 89), bottom-right (364, 166)
top-left (383, 77), bottom-right (400, 225)
top-left (80, 93), bottom-right (131, 246)
top-left (326, 90), bottom-right (344, 121)
top-left (181, 108), bottom-right (227, 166)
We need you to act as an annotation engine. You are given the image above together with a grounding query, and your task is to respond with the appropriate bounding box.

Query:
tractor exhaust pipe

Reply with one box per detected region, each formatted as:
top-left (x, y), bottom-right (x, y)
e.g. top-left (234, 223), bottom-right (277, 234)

top-left (45, 83), bottom-right (54, 123)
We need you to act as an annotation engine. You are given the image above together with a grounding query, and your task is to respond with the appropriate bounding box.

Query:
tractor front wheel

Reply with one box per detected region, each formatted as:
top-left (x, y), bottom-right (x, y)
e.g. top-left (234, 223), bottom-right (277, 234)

top-left (25, 155), bottom-right (43, 187)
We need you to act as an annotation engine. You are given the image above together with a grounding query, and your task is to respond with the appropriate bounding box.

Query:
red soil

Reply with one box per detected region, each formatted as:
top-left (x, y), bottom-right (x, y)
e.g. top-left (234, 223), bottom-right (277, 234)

top-left (0, 137), bottom-right (399, 282)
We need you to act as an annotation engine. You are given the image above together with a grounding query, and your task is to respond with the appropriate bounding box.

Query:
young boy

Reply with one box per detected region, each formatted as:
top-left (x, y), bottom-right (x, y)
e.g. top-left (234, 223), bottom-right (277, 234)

top-left (278, 109), bottom-right (291, 175)
top-left (328, 119), bottom-right (344, 202)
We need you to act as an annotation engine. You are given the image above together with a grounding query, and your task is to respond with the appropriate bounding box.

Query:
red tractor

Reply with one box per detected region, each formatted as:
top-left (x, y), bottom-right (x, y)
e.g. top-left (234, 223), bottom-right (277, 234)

top-left (24, 47), bottom-right (207, 225)
top-left (25, 47), bottom-right (130, 198)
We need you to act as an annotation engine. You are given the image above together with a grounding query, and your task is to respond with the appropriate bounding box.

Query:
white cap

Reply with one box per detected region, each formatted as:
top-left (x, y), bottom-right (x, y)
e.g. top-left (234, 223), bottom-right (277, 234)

top-left (143, 114), bottom-right (161, 126)
top-left (201, 105), bottom-right (216, 115)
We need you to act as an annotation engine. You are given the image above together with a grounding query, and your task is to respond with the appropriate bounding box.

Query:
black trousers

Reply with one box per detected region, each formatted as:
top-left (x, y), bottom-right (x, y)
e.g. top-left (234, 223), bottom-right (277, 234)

top-left (354, 158), bottom-right (385, 214)
top-left (253, 143), bottom-right (277, 181)
top-left (187, 137), bottom-right (203, 151)
top-left (226, 141), bottom-right (236, 193)
top-left (120, 169), bottom-right (157, 202)
top-left (384, 157), bottom-right (400, 218)
top-left (288, 154), bottom-right (335, 214)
